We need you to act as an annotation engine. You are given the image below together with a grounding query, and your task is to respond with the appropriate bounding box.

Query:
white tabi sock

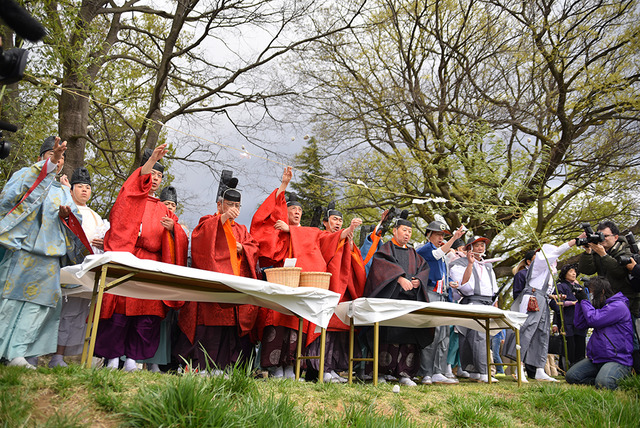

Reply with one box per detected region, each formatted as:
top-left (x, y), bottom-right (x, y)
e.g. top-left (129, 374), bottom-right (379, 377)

top-left (107, 358), bottom-right (120, 369)
top-left (124, 358), bottom-right (139, 372)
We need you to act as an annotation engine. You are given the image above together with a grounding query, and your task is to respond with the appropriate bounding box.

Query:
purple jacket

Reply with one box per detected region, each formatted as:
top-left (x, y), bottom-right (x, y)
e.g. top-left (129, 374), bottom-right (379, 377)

top-left (575, 292), bottom-right (634, 366)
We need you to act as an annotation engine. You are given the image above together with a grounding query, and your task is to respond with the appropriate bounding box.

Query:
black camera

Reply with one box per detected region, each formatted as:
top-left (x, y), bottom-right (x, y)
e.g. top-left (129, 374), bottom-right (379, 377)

top-left (617, 254), bottom-right (640, 266)
top-left (626, 232), bottom-right (640, 254)
top-left (575, 223), bottom-right (604, 247)
top-left (0, 131), bottom-right (11, 159)
top-left (377, 206), bottom-right (398, 236)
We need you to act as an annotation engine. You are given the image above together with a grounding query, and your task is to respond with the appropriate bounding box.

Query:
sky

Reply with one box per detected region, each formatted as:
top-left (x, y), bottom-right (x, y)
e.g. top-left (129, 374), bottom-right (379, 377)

top-left (168, 119), bottom-right (309, 230)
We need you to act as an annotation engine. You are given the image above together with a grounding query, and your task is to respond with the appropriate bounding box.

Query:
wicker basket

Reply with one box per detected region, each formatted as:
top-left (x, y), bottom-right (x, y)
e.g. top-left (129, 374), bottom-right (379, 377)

top-left (265, 267), bottom-right (302, 287)
top-left (299, 272), bottom-right (332, 290)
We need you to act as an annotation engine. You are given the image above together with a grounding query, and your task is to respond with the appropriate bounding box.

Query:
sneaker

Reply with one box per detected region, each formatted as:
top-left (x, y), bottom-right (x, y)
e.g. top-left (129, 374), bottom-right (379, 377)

top-left (148, 363), bottom-right (161, 373)
top-left (8, 357), bottom-right (36, 370)
top-left (535, 372), bottom-right (558, 382)
top-left (478, 374), bottom-right (499, 383)
top-left (358, 373), bottom-right (373, 381)
top-left (377, 376), bottom-right (387, 384)
top-left (432, 373), bottom-right (458, 384)
top-left (25, 356), bottom-right (38, 367)
top-left (457, 369), bottom-right (470, 378)
top-left (271, 366), bottom-right (284, 378)
top-left (283, 365), bottom-right (296, 379)
top-left (323, 372), bottom-right (333, 383)
top-left (468, 372), bottom-right (481, 381)
top-left (330, 370), bottom-right (347, 383)
top-left (420, 375), bottom-right (432, 385)
top-left (399, 376), bottom-right (417, 386)
top-left (384, 374), bottom-right (398, 382)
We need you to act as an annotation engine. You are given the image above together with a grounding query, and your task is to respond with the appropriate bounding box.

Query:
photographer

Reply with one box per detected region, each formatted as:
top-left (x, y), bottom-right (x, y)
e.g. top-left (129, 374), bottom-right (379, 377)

top-left (565, 278), bottom-right (633, 390)
top-left (577, 221), bottom-right (640, 316)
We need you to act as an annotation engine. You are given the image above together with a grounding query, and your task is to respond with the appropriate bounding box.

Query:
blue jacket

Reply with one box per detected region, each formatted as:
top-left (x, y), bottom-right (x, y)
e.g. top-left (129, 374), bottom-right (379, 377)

top-left (416, 241), bottom-right (446, 293)
top-left (512, 268), bottom-right (528, 300)
top-left (575, 292), bottom-right (633, 366)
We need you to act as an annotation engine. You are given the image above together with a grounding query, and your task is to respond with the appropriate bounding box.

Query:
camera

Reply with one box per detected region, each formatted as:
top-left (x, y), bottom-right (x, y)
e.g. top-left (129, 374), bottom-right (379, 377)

top-left (377, 206), bottom-right (398, 236)
top-left (0, 131), bottom-right (11, 159)
top-left (575, 223), bottom-right (604, 247)
top-left (617, 254), bottom-right (640, 266)
top-left (626, 232), bottom-right (639, 254)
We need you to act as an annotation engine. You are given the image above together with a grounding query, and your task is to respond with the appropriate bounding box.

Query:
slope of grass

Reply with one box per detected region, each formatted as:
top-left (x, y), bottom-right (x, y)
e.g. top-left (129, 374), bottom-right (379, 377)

top-left (1, 364), bottom-right (638, 428)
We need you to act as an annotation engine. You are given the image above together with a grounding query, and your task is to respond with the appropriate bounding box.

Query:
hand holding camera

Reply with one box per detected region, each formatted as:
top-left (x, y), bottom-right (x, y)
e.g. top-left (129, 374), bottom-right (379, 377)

top-left (571, 284), bottom-right (588, 302)
top-left (575, 223), bottom-right (604, 247)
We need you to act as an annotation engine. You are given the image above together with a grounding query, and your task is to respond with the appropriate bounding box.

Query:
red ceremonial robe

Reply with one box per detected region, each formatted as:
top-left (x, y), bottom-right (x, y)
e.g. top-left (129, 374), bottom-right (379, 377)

top-left (304, 238), bottom-right (367, 345)
top-left (250, 189), bottom-right (342, 334)
top-left (100, 167), bottom-right (189, 319)
top-left (178, 214), bottom-right (260, 343)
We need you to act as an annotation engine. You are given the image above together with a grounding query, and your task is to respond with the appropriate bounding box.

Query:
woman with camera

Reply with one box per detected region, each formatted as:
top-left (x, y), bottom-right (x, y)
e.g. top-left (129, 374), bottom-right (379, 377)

top-left (565, 277), bottom-right (634, 390)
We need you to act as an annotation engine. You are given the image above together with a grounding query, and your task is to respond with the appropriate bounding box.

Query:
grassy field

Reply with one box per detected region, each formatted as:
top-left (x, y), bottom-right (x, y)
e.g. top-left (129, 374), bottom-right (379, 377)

top-left (1, 364), bottom-right (639, 428)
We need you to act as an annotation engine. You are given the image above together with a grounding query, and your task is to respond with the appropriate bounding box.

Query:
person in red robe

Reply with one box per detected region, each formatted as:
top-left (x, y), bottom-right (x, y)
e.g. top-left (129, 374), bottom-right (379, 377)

top-left (364, 216), bottom-right (433, 386)
top-left (304, 204), bottom-right (366, 382)
top-left (174, 179), bottom-right (260, 372)
top-left (94, 144), bottom-right (188, 372)
top-left (250, 167), bottom-right (346, 379)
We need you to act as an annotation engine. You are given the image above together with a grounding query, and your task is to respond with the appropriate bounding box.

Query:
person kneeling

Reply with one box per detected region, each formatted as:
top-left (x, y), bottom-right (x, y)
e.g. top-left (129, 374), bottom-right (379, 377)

top-left (565, 277), bottom-right (633, 390)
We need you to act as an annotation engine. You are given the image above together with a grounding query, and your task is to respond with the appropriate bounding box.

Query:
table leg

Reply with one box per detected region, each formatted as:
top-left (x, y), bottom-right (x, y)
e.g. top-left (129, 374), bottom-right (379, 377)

top-left (348, 318), bottom-right (355, 384)
top-left (295, 317), bottom-right (303, 380)
top-left (373, 322), bottom-right (379, 386)
top-left (80, 271), bottom-right (101, 368)
top-left (485, 320), bottom-right (492, 384)
top-left (84, 265), bottom-right (108, 369)
top-left (516, 327), bottom-right (522, 387)
top-left (318, 327), bottom-right (326, 384)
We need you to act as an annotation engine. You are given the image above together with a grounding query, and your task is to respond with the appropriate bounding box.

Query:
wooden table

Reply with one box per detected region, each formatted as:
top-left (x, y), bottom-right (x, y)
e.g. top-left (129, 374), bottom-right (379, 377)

top-left (61, 252), bottom-right (340, 381)
top-left (334, 298), bottom-right (527, 386)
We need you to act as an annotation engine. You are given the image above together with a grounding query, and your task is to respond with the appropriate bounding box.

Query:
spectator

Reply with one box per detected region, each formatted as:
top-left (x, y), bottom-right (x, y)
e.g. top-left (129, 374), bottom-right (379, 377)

top-left (578, 220), bottom-right (639, 316)
top-left (551, 264), bottom-right (587, 370)
top-left (565, 277), bottom-right (633, 390)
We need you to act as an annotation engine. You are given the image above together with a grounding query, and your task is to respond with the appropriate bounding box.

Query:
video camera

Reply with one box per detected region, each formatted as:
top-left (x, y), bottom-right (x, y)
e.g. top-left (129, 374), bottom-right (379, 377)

top-left (0, 0), bottom-right (48, 159)
top-left (0, 0), bottom-right (46, 84)
top-left (575, 223), bottom-right (604, 247)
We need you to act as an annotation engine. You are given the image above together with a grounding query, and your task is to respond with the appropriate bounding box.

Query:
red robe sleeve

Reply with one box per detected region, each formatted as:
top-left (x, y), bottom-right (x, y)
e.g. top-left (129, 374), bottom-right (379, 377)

top-left (104, 167), bottom-right (152, 252)
top-left (250, 189), bottom-right (289, 267)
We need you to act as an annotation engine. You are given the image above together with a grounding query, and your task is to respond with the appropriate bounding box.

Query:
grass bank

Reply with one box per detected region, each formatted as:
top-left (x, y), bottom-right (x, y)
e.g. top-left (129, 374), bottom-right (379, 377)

top-left (1, 365), bottom-right (639, 427)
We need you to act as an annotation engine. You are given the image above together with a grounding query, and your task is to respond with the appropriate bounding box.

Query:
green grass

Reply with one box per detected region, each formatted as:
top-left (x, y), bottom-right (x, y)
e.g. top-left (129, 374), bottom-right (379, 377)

top-left (1, 363), bottom-right (639, 427)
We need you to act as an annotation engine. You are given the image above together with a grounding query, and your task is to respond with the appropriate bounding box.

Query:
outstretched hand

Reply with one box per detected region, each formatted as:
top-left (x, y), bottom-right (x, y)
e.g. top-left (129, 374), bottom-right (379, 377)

top-left (281, 166), bottom-right (292, 186)
top-left (141, 144), bottom-right (168, 175)
top-left (51, 137), bottom-right (67, 165)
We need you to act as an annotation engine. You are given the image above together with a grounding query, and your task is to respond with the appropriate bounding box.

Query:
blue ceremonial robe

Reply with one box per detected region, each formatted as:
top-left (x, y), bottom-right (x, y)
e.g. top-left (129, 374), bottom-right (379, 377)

top-left (0, 160), bottom-right (82, 360)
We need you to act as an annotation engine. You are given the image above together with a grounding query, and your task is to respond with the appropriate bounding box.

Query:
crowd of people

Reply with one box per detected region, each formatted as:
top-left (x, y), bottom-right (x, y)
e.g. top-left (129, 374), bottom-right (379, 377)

top-left (0, 140), bottom-right (638, 390)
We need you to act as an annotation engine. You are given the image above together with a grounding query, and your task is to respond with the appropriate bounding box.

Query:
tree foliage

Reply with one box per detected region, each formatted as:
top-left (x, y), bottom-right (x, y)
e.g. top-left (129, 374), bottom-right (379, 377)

top-left (0, 0), bottom-right (366, 217)
top-left (288, 0), bottom-right (640, 273)
top-left (289, 136), bottom-right (338, 226)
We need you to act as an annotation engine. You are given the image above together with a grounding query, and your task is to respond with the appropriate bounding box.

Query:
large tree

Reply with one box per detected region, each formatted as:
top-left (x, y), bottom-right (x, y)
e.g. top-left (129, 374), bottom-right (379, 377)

top-left (1, 0), bottom-right (367, 214)
top-left (287, 0), bottom-right (640, 271)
